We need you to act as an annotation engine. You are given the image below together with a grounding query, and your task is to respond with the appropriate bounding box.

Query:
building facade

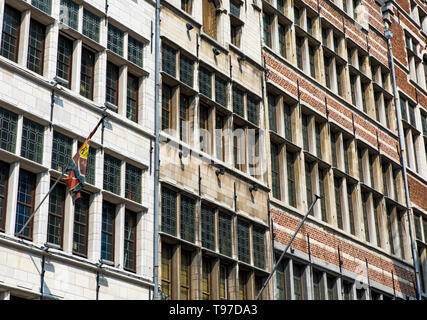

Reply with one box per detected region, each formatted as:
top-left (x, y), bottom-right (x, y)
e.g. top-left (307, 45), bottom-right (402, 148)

top-left (0, 0), bottom-right (155, 299)
top-left (0, 0), bottom-right (426, 301)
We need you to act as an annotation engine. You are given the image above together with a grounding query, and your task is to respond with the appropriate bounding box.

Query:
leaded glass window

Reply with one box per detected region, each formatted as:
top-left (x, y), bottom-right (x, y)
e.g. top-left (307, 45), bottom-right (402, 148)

top-left (73, 192), bottom-right (89, 256)
top-left (47, 182), bottom-right (66, 247)
top-left (180, 195), bottom-right (195, 242)
top-left (253, 226), bottom-right (265, 269)
top-left (82, 9), bottom-right (100, 42)
top-left (284, 102), bottom-right (292, 141)
top-left (362, 192), bottom-right (370, 242)
top-left (302, 114), bottom-right (309, 151)
top-left (180, 250), bottom-right (191, 299)
top-left (268, 93), bottom-right (276, 132)
top-left (293, 263), bottom-right (304, 300)
top-left (51, 131), bottom-right (72, 173)
top-left (103, 154), bottom-right (121, 195)
top-left (124, 210), bottom-right (136, 271)
top-left (247, 96), bottom-right (258, 125)
top-left (106, 62), bottom-right (119, 106)
top-left (80, 47), bottom-right (95, 99)
top-left (15, 170), bottom-right (35, 239)
top-left (180, 54), bottom-right (193, 87)
top-left (305, 161), bottom-right (313, 210)
top-left (161, 244), bottom-right (172, 298)
top-left (125, 163), bottom-right (142, 203)
top-left (201, 204), bottom-right (215, 250)
top-left (1, 5), bottom-right (21, 62)
top-left (215, 76), bottom-right (227, 107)
top-left (127, 74), bottom-right (139, 122)
top-left (162, 43), bottom-right (176, 77)
top-left (108, 24), bottom-right (124, 56)
top-left (161, 187), bottom-right (177, 235)
top-left (0, 162), bottom-right (9, 232)
top-left (56, 35), bottom-right (73, 87)
top-left (319, 168), bottom-right (327, 222)
top-left (233, 87), bottom-right (244, 117)
top-left (199, 66), bottom-right (212, 98)
top-left (0, 107), bottom-right (18, 153)
top-left (128, 36), bottom-right (143, 67)
top-left (21, 118), bottom-right (44, 164)
top-left (202, 258), bottom-right (211, 300)
top-left (230, 0), bottom-right (240, 17)
top-left (237, 220), bottom-right (250, 263)
top-left (315, 121), bottom-right (322, 158)
top-left (32, 0), bottom-right (52, 15)
top-left (27, 19), bottom-right (45, 75)
top-left (271, 142), bottom-right (280, 200)
top-left (180, 94), bottom-right (189, 142)
top-left (162, 84), bottom-right (172, 130)
top-left (334, 177), bottom-right (343, 229)
top-left (101, 201), bottom-right (115, 262)
top-left (59, 0), bottom-right (78, 30)
top-left (286, 151), bottom-right (296, 207)
top-left (218, 212), bottom-right (232, 257)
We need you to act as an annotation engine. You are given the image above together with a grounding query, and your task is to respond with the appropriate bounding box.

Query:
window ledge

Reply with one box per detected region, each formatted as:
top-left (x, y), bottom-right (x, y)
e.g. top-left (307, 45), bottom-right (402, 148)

top-left (106, 50), bottom-right (149, 78)
top-left (0, 149), bottom-right (49, 174)
top-left (200, 32), bottom-right (229, 55)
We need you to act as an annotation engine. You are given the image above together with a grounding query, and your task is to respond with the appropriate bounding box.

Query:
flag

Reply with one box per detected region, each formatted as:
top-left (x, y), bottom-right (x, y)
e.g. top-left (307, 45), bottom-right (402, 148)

top-left (63, 115), bottom-right (106, 201)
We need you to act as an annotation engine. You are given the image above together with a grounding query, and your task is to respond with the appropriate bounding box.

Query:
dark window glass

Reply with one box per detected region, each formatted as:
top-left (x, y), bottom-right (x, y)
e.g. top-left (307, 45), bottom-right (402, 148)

top-left (107, 24), bottom-right (124, 56)
top-left (32, 0), bottom-right (52, 14)
top-left (319, 168), bottom-right (327, 222)
top-left (80, 47), bottom-right (95, 99)
top-left (305, 161), bottom-right (313, 210)
top-left (0, 107), bottom-right (18, 153)
top-left (335, 177), bottom-right (343, 229)
top-left (56, 35), bottom-right (73, 87)
top-left (124, 210), bottom-right (136, 272)
top-left (0, 162), bottom-right (9, 232)
top-left (21, 118), bottom-right (44, 164)
top-left (230, 0), bottom-right (240, 17)
top-left (218, 212), bottom-right (232, 257)
top-left (271, 143), bottom-right (281, 200)
top-left (268, 93), bottom-right (276, 132)
top-left (125, 163), bottom-right (142, 203)
top-left (343, 281), bottom-right (352, 300)
top-left (180, 54), bottom-right (193, 87)
top-left (181, 0), bottom-right (192, 13)
top-left (1, 5), bottom-right (21, 62)
top-left (47, 182), bottom-right (66, 247)
top-left (374, 198), bottom-right (382, 247)
top-left (162, 85), bottom-right (172, 130)
top-left (347, 184), bottom-right (355, 235)
top-left (202, 258), bottom-right (212, 300)
top-left (233, 87), bottom-right (244, 117)
top-left (279, 24), bottom-right (287, 58)
top-left (27, 19), bottom-right (45, 75)
top-left (127, 74), bottom-right (139, 122)
top-left (162, 43), bottom-right (176, 77)
top-left (161, 244), bottom-right (172, 298)
top-left (315, 122), bottom-right (322, 159)
top-left (237, 220), bottom-right (250, 263)
top-left (201, 204), bottom-right (215, 250)
top-left (284, 102), bottom-right (292, 141)
top-left (103, 154), bottom-right (121, 195)
top-left (327, 276), bottom-right (337, 300)
top-left (302, 114), bottom-right (309, 151)
top-left (161, 187), bottom-right (177, 235)
top-left (128, 36), bottom-right (143, 67)
top-left (263, 13), bottom-right (272, 47)
top-left (293, 263), bottom-right (304, 300)
top-left (296, 36), bottom-right (303, 70)
top-left (59, 0), bottom-right (79, 30)
top-left (15, 170), bottom-right (35, 239)
top-left (313, 270), bottom-right (322, 300)
top-left (253, 226), bottom-right (265, 269)
top-left (386, 207), bottom-right (394, 254)
top-left (219, 264), bottom-right (228, 299)
top-left (286, 151), bottom-right (295, 207)
top-left (51, 131), bottom-right (72, 172)
top-left (362, 192), bottom-right (370, 242)
top-left (82, 9), bottom-right (100, 42)
top-left (215, 76), bottom-right (227, 107)
top-left (73, 192), bottom-right (89, 256)
top-left (180, 250), bottom-right (191, 299)
top-left (180, 195), bottom-right (195, 243)
top-left (101, 201), bottom-right (115, 262)
top-left (324, 56), bottom-right (331, 89)
top-left (106, 62), bottom-right (119, 106)
top-left (199, 66), bottom-right (212, 98)
top-left (309, 45), bottom-right (316, 78)
top-left (179, 94), bottom-right (189, 142)
top-left (247, 96), bottom-right (259, 125)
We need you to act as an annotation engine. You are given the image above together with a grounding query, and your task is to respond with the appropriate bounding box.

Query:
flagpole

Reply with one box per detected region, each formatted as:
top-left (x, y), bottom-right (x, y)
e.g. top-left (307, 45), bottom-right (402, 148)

top-left (16, 113), bottom-right (108, 237)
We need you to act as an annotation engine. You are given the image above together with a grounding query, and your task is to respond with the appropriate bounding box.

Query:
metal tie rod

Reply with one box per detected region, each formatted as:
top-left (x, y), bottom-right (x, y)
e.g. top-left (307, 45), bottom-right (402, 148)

top-left (255, 195), bottom-right (321, 300)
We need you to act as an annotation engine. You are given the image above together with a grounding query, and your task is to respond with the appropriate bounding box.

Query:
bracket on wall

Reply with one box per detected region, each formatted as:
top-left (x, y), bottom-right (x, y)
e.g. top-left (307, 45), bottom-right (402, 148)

top-left (376, 130), bottom-right (381, 152)
top-left (351, 113), bottom-right (356, 137)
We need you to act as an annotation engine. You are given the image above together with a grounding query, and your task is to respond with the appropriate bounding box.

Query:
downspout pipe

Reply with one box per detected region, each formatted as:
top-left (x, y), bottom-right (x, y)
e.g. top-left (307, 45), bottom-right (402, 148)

top-left (153, 0), bottom-right (161, 300)
top-left (385, 28), bottom-right (422, 300)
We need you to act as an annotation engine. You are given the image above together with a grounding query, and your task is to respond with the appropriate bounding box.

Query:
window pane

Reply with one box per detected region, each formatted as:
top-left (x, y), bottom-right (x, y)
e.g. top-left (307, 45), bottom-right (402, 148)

top-left (201, 204), bottom-right (215, 250)
top-left (128, 36), bottom-right (143, 67)
top-left (162, 43), bottom-right (176, 77)
top-left (253, 226), bottom-right (265, 269)
top-left (218, 212), bottom-right (232, 256)
top-left (180, 196), bottom-right (195, 243)
top-left (199, 66), bottom-right (212, 98)
top-left (77, 141), bottom-right (96, 185)
top-left (180, 55), bottom-right (194, 87)
top-left (32, 0), bottom-right (52, 15)
top-left (27, 20), bottom-right (45, 75)
top-left (101, 202), bottom-right (115, 261)
top-left (47, 182), bottom-right (66, 246)
top-left (82, 9), bottom-right (100, 42)
top-left (237, 220), bottom-right (250, 263)
top-left (233, 87), bottom-right (244, 117)
top-left (107, 24), bottom-right (124, 56)
top-left (124, 210), bottom-right (136, 271)
top-left (161, 187), bottom-right (177, 235)
top-left (21, 118), bottom-right (44, 164)
top-left (103, 154), bottom-right (121, 195)
top-left (59, 0), bottom-right (79, 30)
top-left (73, 192), bottom-right (89, 256)
top-left (0, 107), bottom-right (18, 153)
top-left (80, 48), bottom-right (95, 99)
top-left (215, 76), bottom-right (227, 107)
top-left (125, 163), bottom-right (142, 203)
top-left (127, 74), bottom-right (139, 122)
top-left (15, 171), bottom-right (35, 239)
top-left (106, 62), bottom-right (119, 106)
top-left (1, 5), bottom-right (21, 62)
top-left (56, 35), bottom-right (73, 86)
top-left (51, 131), bottom-right (72, 172)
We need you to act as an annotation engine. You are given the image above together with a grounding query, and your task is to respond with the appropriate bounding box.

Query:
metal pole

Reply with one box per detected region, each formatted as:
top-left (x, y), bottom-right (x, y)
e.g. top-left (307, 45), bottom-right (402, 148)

top-left (385, 28), bottom-right (422, 300)
top-left (255, 195), bottom-right (320, 300)
top-left (40, 254), bottom-right (46, 300)
top-left (153, 0), bottom-right (161, 301)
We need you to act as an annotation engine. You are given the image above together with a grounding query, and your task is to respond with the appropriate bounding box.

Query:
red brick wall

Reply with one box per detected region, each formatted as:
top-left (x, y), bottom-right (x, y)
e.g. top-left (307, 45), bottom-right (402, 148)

top-left (408, 176), bottom-right (427, 211)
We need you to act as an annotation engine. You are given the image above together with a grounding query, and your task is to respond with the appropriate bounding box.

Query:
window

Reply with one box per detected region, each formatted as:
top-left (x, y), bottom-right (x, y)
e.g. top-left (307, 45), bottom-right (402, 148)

top-left (239, 270), bottom-right (248, 300)
top-left (202, 0), bottom-right (217, 39)
top-left (347, 184), bottom-right (355, 235)
top-left (59, 0), bottom-right (79, 30)
top-left (270, 143), bottom-right (281, 201)
top-left (305, 161), bottom-right (313, 208)
top-left (302, 114), bottom-right (309, 151)
top-left (180, 195), bottom-right (195, 243)
top-left (277, 0), bottom-right (285, 12)
top-left (82, 9), bottom-right (100, 42)
top-left (80, 47), bottom-right (95, 99)
top-left (161, 187), bottom-right (177, 235)
top-left (279, 24), bottom-right (287, 58)
top-left (200, 104), bottom-right (210, 153)
top-left (124, 210), bottom-right (137, 272)
top-left (268, 93), bottom-right (277, 132)
top-left (128, 36), bottom-right (143, 67)
top-left (331, 132), bottom-right (337, 167)
top-left (0, 162), bottom-right (9, 232)
top-left (362, 192), bottom-right (370, 242)
top-left (15, 170), bottom-right (36, 239)
top-left (51, 131), bottom-right (72, 173)
top-left (293, 263), bottom-right (304, 300)
top-left (101, 201), bottom-right (115, 262)
top-left (27, 20), bottom-right (45, 75)
top-left (313, 270), bottom-right (322, 300)
top-left (324, 56), bottom-right (331, 89)
top-left (361, 82), bottom-right (368, 113)
top-left (215, 76), bottom-right (227, 107)
top-left (32, 0), bottom-right (52, 14)
top-left (219, 264), bottom-right (228, 299)
top-left (127, 74), bottom-right (139, 122)
top-left (201, 204), bottom-right (215, 250)
top-left (356, 288), bottom-right (365, 300)
top-left (318, 168), bottom-right (327, 221)
top-left (162, 85), bottom-right (172, 130)
top-left (199, 66), bottom-right (212, 98)
top-left (161, 244), bottom-right (172, 299)
top-left (334, 177), bottom-right (343, 230)
top-left (294, 6), bottom-right (301, 26)
top-left (103, 154), bottom-right (121, 195)
top-left (315, 122), bottom-right (322, 158)
top-left (358, 147), bottom-right (364, 182)
top-left (56, 35), bottom-right (73, 87)
top-left (218, 212), bottom-right (232, 256)
top-left (180, 55), bottom-right (194, 87)
top-left (286, 151), bottom-right (296, 207)
top-left (181, 0), bottom-right (192, 14)
top-left (180, 94), bottom-right (189, 142)
top-left (47, 182), bottom-right (66, 247)
top-left (276, 258), bottom-right (288, 300)
top-left (1, 5), bottom-right (21, 62)
top-left (233, 87), bottom-right (244, 117)
top-left (253, 226), bottom-right (265, 269)
top-left (73, 192), bottom-right (89, 256)
top-left (350, 74), bottom-right (357, 105)
top-left (180, 250), bottom-right (191, 299)
top-left (0, 107), bottom-right (17, 153)
top-left (238, 219), bottom-right (250, 263)
top-left (77, 141), bottom-right (96, 185)
top-left (374, 198), bottom-right (381, 247)
top-left (263, 12), bottom-right (272, 47)
top-left (337, 64), bottom-right (344, 96)
top-left (125, 163), bottom-right (142, 203)
top-left (309, 45), bottom-right (316, 78)
top-left (296, 36), bottom-right (303, 70)
top-left (327, 276), bottom-right (337, 300)
top-left (284, 102), bottom-right (292, 141)
top-left (230, 20), bottom-right (242, 47)
top-left (202, 258), bottom-right (212, 300)
top-left (247, 96), bottom-right (259, 126)
top-left (162, 43), bottom-right (176, 77)
top-left (107, 24), bottom-right (124, 56)
top-left (386, 206), bottom-right (394, 254)
top-left (106, 62), bottom-right (119, 107)
top-left (343, 281), bottom-right (352, 300)
top-left (343, 138), bottom-right (350, 174)
top-left (215, 113), bottom-right (225, 161)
